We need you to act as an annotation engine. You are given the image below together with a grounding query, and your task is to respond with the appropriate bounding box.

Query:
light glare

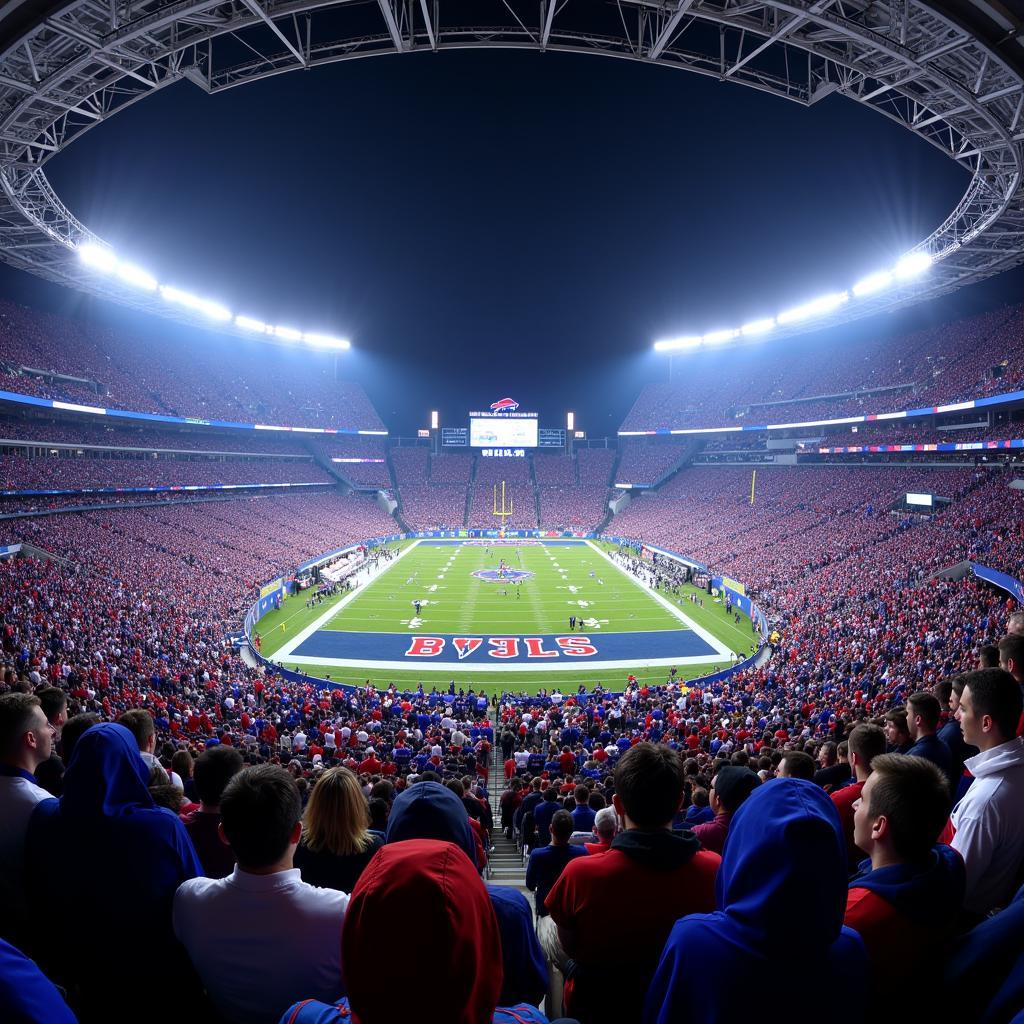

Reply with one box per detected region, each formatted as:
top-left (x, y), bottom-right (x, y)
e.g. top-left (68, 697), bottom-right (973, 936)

top-left (116, 263), bottom-right (158, 291)
top-left (894, 251), bottom-right (933, 279)
top-left (852, 270), bottom-right (893, 297)
top-left (235, 316), bottom-right (270, 333)
top-left (302, 332), bottom-right (350, 350)
top-left (740, 318), bottom-right (775, 336)
top-left (159, 286), bottom-right (231, 321)
top-left (702, 328), bottom-right (737, 345)
top-left (78, 243), bottom-right (117, 273)
top-left (777, 291), bottom-right (849, 324)
top-left (274, 325), bottom-right (303, 342)
top-left (654, 336), bottom-right (702, 352)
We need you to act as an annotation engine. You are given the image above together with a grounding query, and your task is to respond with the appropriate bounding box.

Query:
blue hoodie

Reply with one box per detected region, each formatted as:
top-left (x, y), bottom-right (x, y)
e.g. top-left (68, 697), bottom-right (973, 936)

top-left (0, 939), bottom-right (77, 1024)
top-left (26, 724), bottom-right (202, 1006)
top-left (644, 779), bottom-right (867, 1024)
top-left (386, 783), bottom-right (547, 1007)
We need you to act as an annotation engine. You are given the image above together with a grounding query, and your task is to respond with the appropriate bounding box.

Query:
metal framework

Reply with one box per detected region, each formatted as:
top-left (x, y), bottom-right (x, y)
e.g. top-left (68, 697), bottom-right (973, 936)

top-left (0, 0), bottom-right (1022, 339)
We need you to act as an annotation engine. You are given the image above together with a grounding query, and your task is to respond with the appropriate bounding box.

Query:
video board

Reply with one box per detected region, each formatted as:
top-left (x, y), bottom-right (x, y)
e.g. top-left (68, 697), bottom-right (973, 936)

top-left (470, 416), bottom-right (538, 448)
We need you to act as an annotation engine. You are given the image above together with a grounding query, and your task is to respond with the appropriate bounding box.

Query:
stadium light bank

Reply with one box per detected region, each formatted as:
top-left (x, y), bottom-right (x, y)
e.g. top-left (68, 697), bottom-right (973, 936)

top-left (77, 243), bottom-right (351, 351)
top-left (653, 251), bottom-right (934, 354)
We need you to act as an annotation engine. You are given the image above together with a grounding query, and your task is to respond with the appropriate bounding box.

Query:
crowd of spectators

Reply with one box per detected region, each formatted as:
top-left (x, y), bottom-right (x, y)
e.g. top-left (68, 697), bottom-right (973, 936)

top-left (0, 300), bottom-right (384, 430)
top-left (620, 302), bottom-right (1024, 431)
top-left (614, 441), bottom-right (696, 486)
top-left (0, 452), bottom-right (334, 493)
top-left (397, 484), bottom-right (470, 530)
top-left (533, 455), bottom-right (577, 486)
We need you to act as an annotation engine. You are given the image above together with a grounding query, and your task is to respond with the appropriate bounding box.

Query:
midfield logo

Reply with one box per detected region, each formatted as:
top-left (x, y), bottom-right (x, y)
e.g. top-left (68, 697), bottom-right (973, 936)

top-left (405, 636), bottom-right (598, 659)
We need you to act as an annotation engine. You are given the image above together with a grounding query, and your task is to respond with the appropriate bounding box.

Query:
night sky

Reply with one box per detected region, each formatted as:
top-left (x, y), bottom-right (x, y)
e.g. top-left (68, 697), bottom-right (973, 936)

top-left (1, 47), bottom-right (1020, 437)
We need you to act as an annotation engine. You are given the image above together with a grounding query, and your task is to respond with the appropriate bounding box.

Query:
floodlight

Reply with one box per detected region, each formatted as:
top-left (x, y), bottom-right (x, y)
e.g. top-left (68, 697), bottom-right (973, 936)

top-left (302, 332), bottom-right (351, 350)
top-left (654, 336), bottom-right (702, 352)
top-left (777, 291), bottom-right (849, 324)
top-left (852, 270), bottom-right (893, 297)
top-left (77, 243), bottom-right (117, 273)
top-left (273, 325), bottom-right (303, 342)
top-left (116, 263), bottom-right (158, 291)
top-left (159, 285), bottom-right (231, 321)
top-left (236, 315), bottom-right (270, 333)
top-left (702, 328), bottom-right (737, 345)
top-left (431, 410), bottom-right (439, 430)
top-left (894, 251), bottom-right (933, 279)
top-left (740, 318), bottom-right (775, 336)
top-left (567, 411), bottom-right (575, 431)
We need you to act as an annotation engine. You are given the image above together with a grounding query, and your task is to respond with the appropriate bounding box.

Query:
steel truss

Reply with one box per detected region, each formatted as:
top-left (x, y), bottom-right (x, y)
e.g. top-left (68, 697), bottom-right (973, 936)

top-left (0, 0), bottom-right (1021, 339)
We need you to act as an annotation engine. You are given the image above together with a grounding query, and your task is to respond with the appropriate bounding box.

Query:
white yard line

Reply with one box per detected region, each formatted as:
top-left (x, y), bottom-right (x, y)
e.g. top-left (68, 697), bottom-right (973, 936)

top-left (584, 540), bottom-right (734, 658)
top-left (273, 540), bottom-right (422, 659)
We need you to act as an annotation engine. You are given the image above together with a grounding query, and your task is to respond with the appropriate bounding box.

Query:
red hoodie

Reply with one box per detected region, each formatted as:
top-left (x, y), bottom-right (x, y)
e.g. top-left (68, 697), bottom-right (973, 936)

top-left (341, 840), bottom-right (503, 1024)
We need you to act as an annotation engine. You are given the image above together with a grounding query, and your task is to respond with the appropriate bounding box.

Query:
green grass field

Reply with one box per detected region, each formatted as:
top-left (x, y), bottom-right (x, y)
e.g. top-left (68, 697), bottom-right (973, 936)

top-left (255, 539), bottom-right (757, 695)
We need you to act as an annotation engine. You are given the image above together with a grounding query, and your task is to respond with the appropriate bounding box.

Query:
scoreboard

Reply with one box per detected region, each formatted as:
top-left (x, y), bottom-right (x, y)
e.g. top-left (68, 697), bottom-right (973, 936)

top-left (440, 398), bottom-right (565, 451)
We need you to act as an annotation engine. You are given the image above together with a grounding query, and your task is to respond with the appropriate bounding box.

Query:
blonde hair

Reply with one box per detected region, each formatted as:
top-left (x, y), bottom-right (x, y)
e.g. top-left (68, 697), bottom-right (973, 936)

top-left (301, 766), bottom-right (374, 856)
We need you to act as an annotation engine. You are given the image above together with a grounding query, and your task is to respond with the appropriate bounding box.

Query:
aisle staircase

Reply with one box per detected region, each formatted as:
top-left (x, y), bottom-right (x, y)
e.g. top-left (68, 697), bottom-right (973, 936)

top-left (487, 712), bottom-right (531, 898)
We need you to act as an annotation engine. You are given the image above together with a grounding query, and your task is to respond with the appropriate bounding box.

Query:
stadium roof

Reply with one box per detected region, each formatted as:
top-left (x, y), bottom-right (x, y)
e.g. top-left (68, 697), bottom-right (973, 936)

top-left (0, 0), bottom-right (1022, 341)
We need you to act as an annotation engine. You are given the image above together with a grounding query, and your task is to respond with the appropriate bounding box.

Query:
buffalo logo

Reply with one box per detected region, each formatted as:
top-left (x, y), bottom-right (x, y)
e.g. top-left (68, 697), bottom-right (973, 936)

top-left (489, 397), bottom-right (519, 413)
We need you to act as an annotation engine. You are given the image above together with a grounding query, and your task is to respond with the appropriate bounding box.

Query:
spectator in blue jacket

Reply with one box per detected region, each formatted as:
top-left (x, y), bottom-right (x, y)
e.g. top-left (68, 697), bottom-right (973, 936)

top-left (905, 693), bottom-right (952, 778)
top-left (644, 778), bottom-right (867, 1024)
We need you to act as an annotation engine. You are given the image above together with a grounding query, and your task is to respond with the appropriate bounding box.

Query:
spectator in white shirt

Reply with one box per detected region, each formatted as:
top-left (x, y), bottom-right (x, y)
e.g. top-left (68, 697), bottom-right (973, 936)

top-left (951, 668), bottom-right (1024, 916)
top-left (174, 765), bottom-right (349, 1024)
top-left (0, 693), bottom-right (55, 943)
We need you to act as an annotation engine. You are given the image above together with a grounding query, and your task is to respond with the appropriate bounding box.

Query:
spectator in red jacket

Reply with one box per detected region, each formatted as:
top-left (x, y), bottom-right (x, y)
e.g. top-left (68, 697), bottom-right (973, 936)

top-left (845, 754), bottom-right (964, 1010)
top-left (545, 742), bottom-right (720, 1024)
top-left (831, 723), bottom-right (886, 871)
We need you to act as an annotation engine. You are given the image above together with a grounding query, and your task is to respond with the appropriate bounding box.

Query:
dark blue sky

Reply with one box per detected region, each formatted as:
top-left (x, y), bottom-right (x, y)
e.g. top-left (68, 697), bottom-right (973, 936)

top-left (0, 48), bottom-right (1018, 436)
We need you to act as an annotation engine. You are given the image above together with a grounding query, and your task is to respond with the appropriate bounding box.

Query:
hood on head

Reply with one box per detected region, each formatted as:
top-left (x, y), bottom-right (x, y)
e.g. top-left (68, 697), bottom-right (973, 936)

top-left (61, 722), bottom-right (153, 819)
top-left (385, 781), bottom-right (475, 862)
top-left (343, 840), bottom-right (502, 1024)
top-left (718, 778), bottom-right (847, 946)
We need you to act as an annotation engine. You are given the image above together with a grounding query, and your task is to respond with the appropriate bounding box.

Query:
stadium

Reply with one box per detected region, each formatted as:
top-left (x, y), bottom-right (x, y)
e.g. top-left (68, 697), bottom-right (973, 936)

top-left (0, 0), bottom-right (1023, 1022)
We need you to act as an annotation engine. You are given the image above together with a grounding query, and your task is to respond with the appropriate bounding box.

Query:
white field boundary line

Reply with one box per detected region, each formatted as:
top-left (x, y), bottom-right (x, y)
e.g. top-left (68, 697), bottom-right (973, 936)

top-left (279, 653), bottom-right (729, 673)
top-left (584, 540), bottom-right (734, 659)
top-left (273, 540), bottom-right (422, 660)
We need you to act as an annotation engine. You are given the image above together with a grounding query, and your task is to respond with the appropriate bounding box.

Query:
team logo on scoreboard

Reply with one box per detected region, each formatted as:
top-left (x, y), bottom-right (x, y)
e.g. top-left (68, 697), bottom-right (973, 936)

top-left (489, 397), bottom-right (520, 413)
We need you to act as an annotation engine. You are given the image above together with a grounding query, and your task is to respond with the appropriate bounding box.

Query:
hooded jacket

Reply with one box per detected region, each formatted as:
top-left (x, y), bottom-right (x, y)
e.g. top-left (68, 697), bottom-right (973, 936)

top-left (643, 779), bottom-right (867, 1024)
top-left (386, 783), bottom-right (546, 1007)
top-left (278, 840), bottom-right (548, 1024)
top-left (951, 736), bottom-right (1024, 915)
top-left (0, 938), bottom-right (77, 1024)
top-left (545, 825), bottom-right (719, 1024)
top-left (25, 724), bottom-right (201, 1003)
top-left (846, 845), bottom-right (965, 1005)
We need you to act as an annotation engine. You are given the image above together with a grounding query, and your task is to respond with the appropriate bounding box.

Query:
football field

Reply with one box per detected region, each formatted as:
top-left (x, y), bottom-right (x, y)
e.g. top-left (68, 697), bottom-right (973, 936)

top-left (257, 539), bottom-right (755, 694)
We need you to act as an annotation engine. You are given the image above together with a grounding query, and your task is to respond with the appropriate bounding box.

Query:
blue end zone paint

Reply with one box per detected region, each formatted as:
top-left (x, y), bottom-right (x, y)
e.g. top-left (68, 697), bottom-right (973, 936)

top-left (417, 539), bottom-right (586, 547)
top-left (291, 628), bottom-right (717, 664)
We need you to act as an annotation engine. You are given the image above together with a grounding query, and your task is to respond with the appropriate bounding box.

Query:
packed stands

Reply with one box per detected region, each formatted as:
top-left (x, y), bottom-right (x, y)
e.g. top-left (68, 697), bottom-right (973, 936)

top-left (0, 299), bottom-right (384, 429)
top-left (0, 453), bottom-right (333, 493)
top-left (614, 441), bottom-right (695, 486)
top-left (533, 454), bottom-right (576, 486)
top-left (430, 452), bottom-right (474, 484)
top-left (621, 303), bottom-right (1024, 431)
top-left (467, 456), bottom-right (536, 528)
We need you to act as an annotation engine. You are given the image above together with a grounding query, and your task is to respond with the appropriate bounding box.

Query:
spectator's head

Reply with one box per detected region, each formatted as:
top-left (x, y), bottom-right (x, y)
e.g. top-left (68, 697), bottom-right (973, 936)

top-left (588, 791), bottom-right (606, 811)
top-left (542, 787), bottom-right (558, 803)
top-left (341, 840), bottom-right (501, 1024)
top-left (385, 781), bottom-right (476, 864)
top-left (949, 674), bottom-right (968, 714)
top-left (884, 709), bottom-right (910, 750)
top-left (60, 712), bottom-right (99, 763)
top-left (978, 645), bottom-right (1001, 669)
top-left (612, 743), bottom-right (685, 830)
top-left (998, 633), bottom-right (1024, 683)
top-left (955, 668), bottom-right (1023, 751)
top-left (717, 779), bottom-right (848, 947)
top-left (117, 709), bottom-right (156, 755)
top-left (0, 692), bottom-right (54, 773)
top-left (593, 805), bottom-right (618, 842)
top-left (219, 766), bottom-right (302, 872)
top-left (932, 680), bottom-right (953, 710)
top-left (302, 766), bottom-right (374, 857)
top-left (574, 784), bottom-right (589, 805)
top-left (1007, 610), bottom-right (1024, 637)
top-left (36, 688), bottom-right (68, 738)
top-left (846, 723), bottom-right (886, 781)
top-left (193, 745), bottom-right (243, 809)
top-left (549, 809), bottom-right (574, 845)
top-left (776, 751), bottom-right (815, 780)
top-left (906, 693), bottom-right (942, 740)
top-left (853, 754), bottom-right (952, 865)
top-left (710, 766), bottom-right (760, 815)
top-left (817, 742), bottom-right (837, 768)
